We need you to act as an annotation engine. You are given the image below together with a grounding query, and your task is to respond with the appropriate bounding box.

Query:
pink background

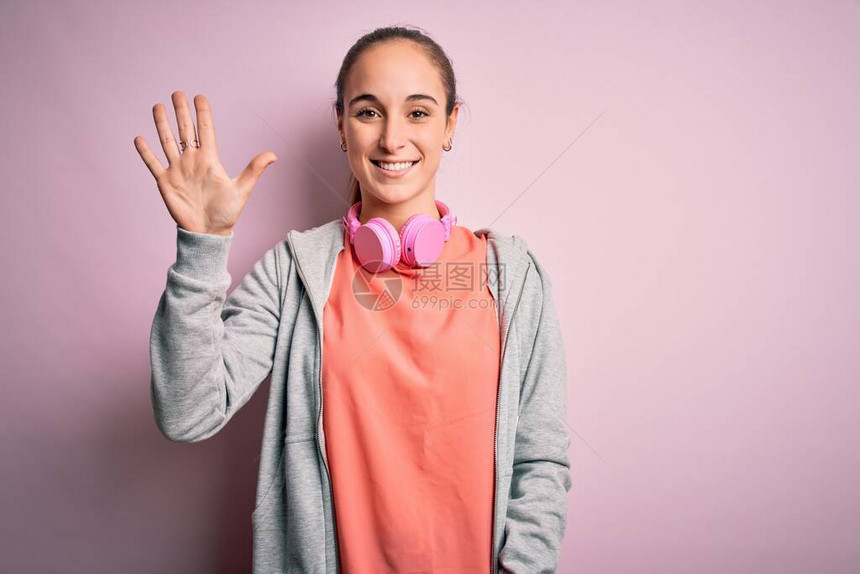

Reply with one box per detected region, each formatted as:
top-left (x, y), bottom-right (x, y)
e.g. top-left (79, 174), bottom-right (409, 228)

top-left (1, 1), bottom-right (857, 572)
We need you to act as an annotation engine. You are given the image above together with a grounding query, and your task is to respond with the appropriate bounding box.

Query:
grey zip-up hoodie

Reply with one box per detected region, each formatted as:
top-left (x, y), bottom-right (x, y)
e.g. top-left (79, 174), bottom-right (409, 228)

top-left (149, 217), bottom-right (572, 573)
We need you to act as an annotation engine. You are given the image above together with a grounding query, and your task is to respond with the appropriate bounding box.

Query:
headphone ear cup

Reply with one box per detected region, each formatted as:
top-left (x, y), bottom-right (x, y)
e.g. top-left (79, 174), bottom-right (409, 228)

top-left (399, 213), bottom-right (426, 267)
top-left (354, 217), bottom-right (401, 273)
top-left (400, 214), bottom-right (446, 267)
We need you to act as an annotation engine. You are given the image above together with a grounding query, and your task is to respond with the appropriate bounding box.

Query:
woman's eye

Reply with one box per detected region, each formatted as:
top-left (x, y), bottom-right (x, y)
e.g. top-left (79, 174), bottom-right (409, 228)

top-left (356, 108), bottom-right (429, 119)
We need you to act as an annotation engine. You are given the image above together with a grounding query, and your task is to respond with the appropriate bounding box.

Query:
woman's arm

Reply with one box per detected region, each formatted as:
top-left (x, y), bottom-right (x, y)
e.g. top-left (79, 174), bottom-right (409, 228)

top-left (148, 225), bottom-right (287, 442)
top-left (498, 248), bottom-right (573, 573)
top-left (136, 92), bottom-right (284, 442)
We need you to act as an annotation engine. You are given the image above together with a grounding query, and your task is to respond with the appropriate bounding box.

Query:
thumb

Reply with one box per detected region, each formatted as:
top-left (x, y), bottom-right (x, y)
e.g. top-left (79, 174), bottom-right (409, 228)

top-left (237, 151), bottom-right (278, 196)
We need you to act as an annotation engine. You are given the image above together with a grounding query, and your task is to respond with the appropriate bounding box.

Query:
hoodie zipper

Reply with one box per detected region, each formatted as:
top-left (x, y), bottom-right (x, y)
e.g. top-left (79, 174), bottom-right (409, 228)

top-left (286, 233), bottom-right (341, 573)
top-left (491, 262), bottom-right (531, 574)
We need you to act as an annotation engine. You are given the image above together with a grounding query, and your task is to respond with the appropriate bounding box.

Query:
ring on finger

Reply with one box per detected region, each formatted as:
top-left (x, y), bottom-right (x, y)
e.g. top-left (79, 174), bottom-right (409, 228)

top-left (177, 138), bottom-right (200, 153)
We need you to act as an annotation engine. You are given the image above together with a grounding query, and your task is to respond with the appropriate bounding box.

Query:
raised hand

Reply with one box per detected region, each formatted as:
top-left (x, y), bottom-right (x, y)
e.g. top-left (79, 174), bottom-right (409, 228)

top-left (134, 91), bottom-right (277, 236)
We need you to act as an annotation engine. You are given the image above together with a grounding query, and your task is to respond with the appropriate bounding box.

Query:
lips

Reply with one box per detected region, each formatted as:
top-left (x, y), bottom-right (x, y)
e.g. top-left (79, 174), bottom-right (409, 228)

top-left (371, 158), bottom-right (418, 178)
top-left (370, 159), bottom-right (417, 168)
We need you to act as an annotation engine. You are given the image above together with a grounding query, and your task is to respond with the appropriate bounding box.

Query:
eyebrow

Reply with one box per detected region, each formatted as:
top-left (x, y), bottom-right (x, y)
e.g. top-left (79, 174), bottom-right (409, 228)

top-left (348, 93), bottom-right (439, 108)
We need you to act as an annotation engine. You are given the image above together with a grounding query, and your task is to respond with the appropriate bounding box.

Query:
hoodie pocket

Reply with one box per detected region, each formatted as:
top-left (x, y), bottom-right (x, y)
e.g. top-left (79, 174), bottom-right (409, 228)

top-left (254, 435), bottom-right (316, 513)
top-left (252, 448), bottom-right (285, 524)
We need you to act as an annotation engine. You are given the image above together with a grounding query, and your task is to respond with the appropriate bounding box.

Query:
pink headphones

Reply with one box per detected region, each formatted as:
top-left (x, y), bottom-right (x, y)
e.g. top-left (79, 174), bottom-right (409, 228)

top-left (342, 200), bottom-right (458, 273)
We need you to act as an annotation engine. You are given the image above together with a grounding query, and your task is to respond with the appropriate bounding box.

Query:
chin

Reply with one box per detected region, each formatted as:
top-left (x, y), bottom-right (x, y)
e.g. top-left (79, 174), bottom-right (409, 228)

top-left (363, 190), bottom-right (411, 205)
top-left (360, 185), bottom-right (423, 206)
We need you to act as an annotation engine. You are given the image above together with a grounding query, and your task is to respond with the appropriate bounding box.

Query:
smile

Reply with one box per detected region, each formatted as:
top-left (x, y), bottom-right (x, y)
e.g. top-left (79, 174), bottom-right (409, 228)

top-left (371, 159), bottom-right (418, 178)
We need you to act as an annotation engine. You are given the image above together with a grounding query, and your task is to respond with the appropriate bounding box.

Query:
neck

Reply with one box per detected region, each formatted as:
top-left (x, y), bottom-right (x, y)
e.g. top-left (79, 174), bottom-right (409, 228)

top-left (357, 192), bottom-right (441, 233)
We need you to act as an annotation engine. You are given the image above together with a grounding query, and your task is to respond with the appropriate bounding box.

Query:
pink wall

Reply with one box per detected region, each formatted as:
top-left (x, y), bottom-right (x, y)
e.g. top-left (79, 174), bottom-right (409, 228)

top-left (1, 0), bottom-right (857, 571)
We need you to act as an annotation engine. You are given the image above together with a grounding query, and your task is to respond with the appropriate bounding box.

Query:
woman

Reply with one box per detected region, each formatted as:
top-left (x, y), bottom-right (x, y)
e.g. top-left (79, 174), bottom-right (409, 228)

top-left (136, 26), bottom-right (571, 574)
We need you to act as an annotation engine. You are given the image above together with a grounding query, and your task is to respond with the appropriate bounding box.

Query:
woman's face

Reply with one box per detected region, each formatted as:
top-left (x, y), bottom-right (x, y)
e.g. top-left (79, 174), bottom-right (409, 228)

top-left (337, 40), bottom-right (458, 206)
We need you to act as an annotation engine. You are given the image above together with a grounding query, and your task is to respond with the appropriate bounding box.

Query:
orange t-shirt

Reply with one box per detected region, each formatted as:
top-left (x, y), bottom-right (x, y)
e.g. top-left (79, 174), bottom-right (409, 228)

top-left (322, 224), bottom-right (501, 573)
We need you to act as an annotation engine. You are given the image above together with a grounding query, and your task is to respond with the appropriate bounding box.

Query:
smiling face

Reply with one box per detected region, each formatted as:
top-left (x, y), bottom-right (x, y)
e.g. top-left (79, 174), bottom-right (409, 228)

top-left (337, 39), bottom-right (458, 208)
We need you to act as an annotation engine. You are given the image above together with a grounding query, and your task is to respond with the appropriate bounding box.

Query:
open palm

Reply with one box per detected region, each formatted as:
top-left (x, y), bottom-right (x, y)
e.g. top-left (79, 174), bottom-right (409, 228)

top-left (133, 91), bottom-right (277, 236)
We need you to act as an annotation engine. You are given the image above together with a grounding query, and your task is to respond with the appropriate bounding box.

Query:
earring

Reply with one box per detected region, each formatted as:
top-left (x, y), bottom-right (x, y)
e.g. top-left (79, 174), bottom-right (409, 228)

top-left (443, 139), bottom-right (453, 152)
top-left (340, 140), bottom-right (347, 152)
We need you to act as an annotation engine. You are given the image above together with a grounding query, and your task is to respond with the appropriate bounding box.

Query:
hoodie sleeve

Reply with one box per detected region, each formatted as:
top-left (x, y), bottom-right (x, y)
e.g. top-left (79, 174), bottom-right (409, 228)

top-left (498, 248), bottom-right (573, 573)
top-left (148, 225), bottom-right (286, 442)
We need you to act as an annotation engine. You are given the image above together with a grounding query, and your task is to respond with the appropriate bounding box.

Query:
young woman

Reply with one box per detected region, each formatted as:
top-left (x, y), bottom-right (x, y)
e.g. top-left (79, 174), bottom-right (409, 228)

top-left (136, 26), bottom-right (571, 574)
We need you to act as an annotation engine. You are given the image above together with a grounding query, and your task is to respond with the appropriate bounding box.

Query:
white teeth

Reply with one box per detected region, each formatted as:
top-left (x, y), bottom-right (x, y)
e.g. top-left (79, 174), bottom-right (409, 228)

top-left (377, 161), bottom-right (415, 171)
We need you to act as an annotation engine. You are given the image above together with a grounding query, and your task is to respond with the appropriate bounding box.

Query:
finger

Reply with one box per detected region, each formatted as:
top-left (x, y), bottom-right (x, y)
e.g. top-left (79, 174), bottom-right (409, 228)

top-left (236, 151), bottom-right (278, 197)
top-left (153, 103), bottom-right (181, 164)
top-left (193, 94), bottom-right (218, 152)
top-left (134, 135), bottom-right (166, 180)
top-left (171, 90), bottom-right (198, 152)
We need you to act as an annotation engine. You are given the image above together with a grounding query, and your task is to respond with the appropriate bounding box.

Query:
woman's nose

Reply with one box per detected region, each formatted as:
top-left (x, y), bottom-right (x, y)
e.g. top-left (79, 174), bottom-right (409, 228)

top-left (379, 117), bottom-right (408, 152)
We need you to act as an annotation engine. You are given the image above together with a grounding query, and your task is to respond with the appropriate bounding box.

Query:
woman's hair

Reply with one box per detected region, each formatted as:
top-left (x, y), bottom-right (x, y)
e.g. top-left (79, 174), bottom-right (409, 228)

top-left (333, 25), bottom-right (462, 206)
